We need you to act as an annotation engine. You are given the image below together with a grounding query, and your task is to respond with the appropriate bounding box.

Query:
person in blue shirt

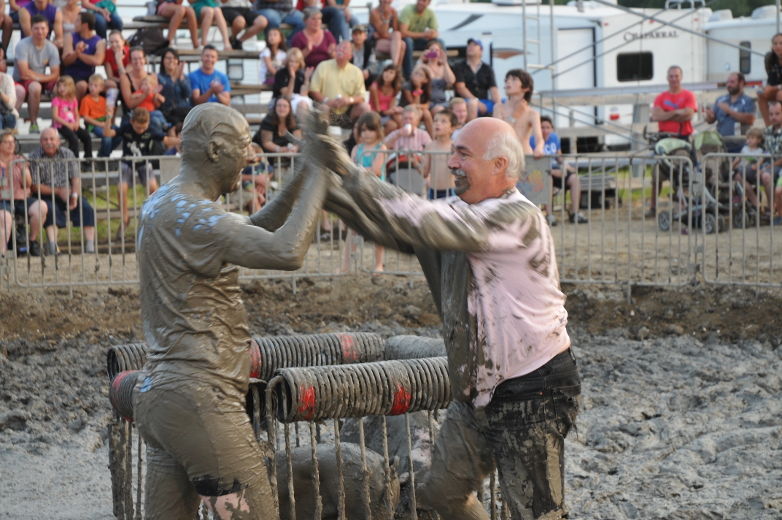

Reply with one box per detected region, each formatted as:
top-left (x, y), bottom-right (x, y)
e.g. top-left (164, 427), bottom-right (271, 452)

top-left (188, 45), bottom-right (231, 105)
top-left (530, 116), bottom-right (588, 224)
top-left (704, 72), bottom-right (756, 153)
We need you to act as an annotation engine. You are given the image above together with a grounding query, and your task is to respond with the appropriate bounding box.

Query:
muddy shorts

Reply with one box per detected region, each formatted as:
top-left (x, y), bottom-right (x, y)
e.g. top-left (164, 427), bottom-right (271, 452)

top-left (133, 377), bottom-right (275, 519)
top-left (418, 349), bottom-right (580, 520)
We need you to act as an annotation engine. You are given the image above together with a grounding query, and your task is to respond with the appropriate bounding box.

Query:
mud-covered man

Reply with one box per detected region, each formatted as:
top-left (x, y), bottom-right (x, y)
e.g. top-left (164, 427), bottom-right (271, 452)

top-left (132, 103), bottom-right (330, 520)
top-left (319, 116), bottom-right (580, 519)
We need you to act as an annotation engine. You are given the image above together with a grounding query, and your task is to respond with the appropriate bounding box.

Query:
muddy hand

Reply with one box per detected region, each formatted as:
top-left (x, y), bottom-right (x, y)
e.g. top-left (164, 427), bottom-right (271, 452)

top-left (301, 108), bottom-right (355, 178)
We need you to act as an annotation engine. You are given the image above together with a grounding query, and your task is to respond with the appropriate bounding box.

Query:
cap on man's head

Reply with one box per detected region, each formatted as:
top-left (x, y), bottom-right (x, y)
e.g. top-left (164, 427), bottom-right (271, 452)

top-left (352, 24), bottom-right (367, 34)
top-left (467, 38), bottom-right (483, 50)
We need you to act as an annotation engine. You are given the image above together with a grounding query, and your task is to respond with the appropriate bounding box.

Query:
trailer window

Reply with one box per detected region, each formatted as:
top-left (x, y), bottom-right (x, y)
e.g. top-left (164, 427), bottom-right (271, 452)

top-left (617, 52), bottom-right (653, 82)
top-left (739, 41), bottom-right (751, 75)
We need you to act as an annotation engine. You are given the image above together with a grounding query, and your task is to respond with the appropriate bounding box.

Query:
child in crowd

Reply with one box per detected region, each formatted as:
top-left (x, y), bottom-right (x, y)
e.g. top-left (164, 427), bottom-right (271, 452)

top-left (342, 111), bottom-right (387, 273)
top-left (402, 64), bottom-right (433, 135)
top-left (259, 27), bottom-right (287, 86)
top-left (448, 96), bottom-right (468, 138)
top-left (103, 29), bottom-right (129, 91)
top-left (422, 109), bottom-right (455, 199)
top-left (80, 73), bottom-right (119, 157)
top-left (731, 127), bottom-right (767, 211)
top-left (384, 105), bottom-right (431, 191)
top-left (369, 63), bottom-right (402, 134)
top-left (52, 75), bottom-right (92, 158)
top-left (350, 25), bottom-right (375, 87)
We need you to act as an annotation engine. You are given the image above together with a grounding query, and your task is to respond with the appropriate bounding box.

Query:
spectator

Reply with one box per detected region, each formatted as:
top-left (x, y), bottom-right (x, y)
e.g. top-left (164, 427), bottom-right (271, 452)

top-left (291, 7), bottom-right (336, 69)
top-left (18, 0), bottom-right (63, 48)
top-left (704, 72), bottom-right (756, 153)
top-left (369, 62), bottom-right (402, 133)
top-left (80, 73), bottom-right (118, 157)
top-left (60, 0), bottom-right (79, 35)
top-left (758, 33), bottom-right (782, 127)
top-left (731, 127), bottom-right (766, 211)
top-left (254, 95), bottom-right (300, 170)
top-left (52, 75), bottom-right (92, 158)
top-left (0, 65), bottom-right (17, 130)
top-left (191, 0), bottom-right (232, 50)
top-left (13, 15), bottom-right (61, 134)
top-left (401, 63), bottom-right (432, 135)
top-left (29, 127), bottom-right (96, 255)
top-left (416, 39), bottom-right (454, 109)
top-left (0, 131), bottom-right (47, 257)
top-left (103, 29), bottom-right (129, 91)
top-left (448, 96), bottom-right (468, 137)
top-left (157, 47), bottom-right (192, 128)
top-left (493, 68), bottom-right (543, 157)
top-left (309, 40), bottom-right (369, 128)
top-left (61, 11), bottom-right (105, 99)
top-left (298, 0), bottom-right (349, 43)
top-left (0, 0), bottom-right (12, 51)
top-left (759, 101), bottom-right (782, 215)
top-left (369, 0), bottom-right (404, 71)
top-left (421, 108), bottom-right (455, 199)
top-left (349, 24), bottom-right (376, 86)
top-left (383, 105), bottom-right (430, 176)
top-left (254, 0), bottom-right (304, 38)
top-left (156, 0), bottom-right (200, 50)
top-left (189, 44), bottom-right (231, 105)
top-left (272, 47), bottom-right (313, 116)
top-left (532, 115), bottom-right (588, 224)
top-left (454, 38), bottom-right (500, 120)
top-left (259, 26), bottom-right (286, 86)
top-left (220, 0), bottom-right (267, 50)
top-left (80, 0), bottom-right (121, 39)
top-left (399, 0), bottom-right (437, 79)
top-left (120, 46), bottom-right (168, 133)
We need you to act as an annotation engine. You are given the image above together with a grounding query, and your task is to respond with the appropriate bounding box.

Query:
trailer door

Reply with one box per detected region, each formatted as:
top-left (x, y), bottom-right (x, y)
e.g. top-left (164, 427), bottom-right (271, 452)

top-left (555, 27), bottom-right (597, 128)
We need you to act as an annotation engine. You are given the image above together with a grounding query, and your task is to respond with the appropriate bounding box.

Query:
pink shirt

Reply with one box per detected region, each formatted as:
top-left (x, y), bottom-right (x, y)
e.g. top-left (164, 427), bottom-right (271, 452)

top-left (384, 127), bottom-right (431, 153)
top-left (51, 96), bottom-right (79, 130)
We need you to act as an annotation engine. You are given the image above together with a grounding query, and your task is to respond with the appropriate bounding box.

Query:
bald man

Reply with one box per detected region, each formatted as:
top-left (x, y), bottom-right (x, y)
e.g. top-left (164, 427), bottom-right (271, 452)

top-left (132, 104), bottom-right (334, 520)
top-left (318, 116), bottom-right (581, 519)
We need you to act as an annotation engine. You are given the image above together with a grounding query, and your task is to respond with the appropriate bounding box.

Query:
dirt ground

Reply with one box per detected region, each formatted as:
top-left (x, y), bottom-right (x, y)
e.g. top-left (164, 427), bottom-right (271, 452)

top-left (1, 277), bottom-right (781, 519)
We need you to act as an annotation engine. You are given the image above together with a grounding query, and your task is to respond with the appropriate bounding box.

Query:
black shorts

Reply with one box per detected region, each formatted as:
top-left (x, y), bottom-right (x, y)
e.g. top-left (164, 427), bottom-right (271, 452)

top-left (552, 169), bottom-right (574, 191)
top-left (221, 6), bottom-right (256, 25)
top-left (0, 197), bottom-right (38, 217)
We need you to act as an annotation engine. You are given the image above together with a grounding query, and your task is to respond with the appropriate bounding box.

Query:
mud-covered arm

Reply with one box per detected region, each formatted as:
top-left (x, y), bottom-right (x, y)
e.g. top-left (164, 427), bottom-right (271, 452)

top-left (248, 163), bottom-right (307, 231)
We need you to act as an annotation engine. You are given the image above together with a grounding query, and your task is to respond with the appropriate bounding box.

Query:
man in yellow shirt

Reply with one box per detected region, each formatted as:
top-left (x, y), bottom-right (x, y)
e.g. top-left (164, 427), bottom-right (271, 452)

top-left (309, 41), bottom-right (369, 128)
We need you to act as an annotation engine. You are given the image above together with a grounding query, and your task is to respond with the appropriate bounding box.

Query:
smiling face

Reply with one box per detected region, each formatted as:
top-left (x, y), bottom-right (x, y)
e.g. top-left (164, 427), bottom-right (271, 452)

top-left (31, 20), bottom-right (48, 43)
top-left (162, 50), bottom-right (179, 74)
top-left (667, 66), bottom-right (682, 92)
top-left (130, 48), bottom-right (146, 72)
top-left (275, 97), bottom-right (291, 120)
top-left (201, 48), bottom-right (218, 73)
top-left (40, 128), bottom-right (61, 156)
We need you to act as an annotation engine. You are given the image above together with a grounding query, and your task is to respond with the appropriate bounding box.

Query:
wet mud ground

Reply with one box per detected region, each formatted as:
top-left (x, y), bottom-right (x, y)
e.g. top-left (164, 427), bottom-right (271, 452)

top-left (1, 277), bottom-right (781, 519)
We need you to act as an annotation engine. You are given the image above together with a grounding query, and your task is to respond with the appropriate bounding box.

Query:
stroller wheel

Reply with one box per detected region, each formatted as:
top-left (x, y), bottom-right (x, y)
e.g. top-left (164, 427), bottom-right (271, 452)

top-left (658, 210), bottom-right (671, 232)
top-left (732, 209), bottom-right (755, 229)
top-left (703, 212), bottom-right (721, 234)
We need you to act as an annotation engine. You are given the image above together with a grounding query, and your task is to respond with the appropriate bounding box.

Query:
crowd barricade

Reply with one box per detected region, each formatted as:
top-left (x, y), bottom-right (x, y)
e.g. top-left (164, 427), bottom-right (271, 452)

top-left (2, 151), bottom-right (781, 290)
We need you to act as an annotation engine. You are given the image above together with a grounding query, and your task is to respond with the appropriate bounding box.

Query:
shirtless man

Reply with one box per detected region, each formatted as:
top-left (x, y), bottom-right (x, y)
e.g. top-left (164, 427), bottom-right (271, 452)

top-left (493, 68), bottom-right (544, 159)
top-left (132, 103), bottom-right (335, 520)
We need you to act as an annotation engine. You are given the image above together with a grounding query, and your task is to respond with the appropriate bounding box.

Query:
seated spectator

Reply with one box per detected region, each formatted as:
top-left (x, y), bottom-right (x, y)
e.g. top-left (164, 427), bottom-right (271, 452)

top-left (8, 0), bottom-right (31, 27)
top-left (759, 101), bottom-right (782, 214)
top-left (80, 0), bottom-right (121, 39)
top-left (291, 7), bottom-right (335, 69)
top-left (156, 0), bottom-right (200, 50)
top-left (221, 0), bottom-right (267, 50)
top-left (19, 0), bottom-right (63, 48)
top-left (259, 27), bottom-right (286, 86)
top-left (60, 0), bottom-right (79, 36)
top-left (731, 127), bottom-right (767, 211)
top-left (454, 38), bottom-right (500, 120)
top-left (704, 72), bottom-right (756, 153)
top-left (254, 0), bottom-right (304, 39)
top-left (189, 45), bottom-right (231, 105)
top-left (272, 47), bottom-right (313, 116)
top-left (383, 104), bottom-right (430, 174)
top-left (369, 62), bottom-right (402, 134)
top-left (401, 64), bottom-right (432, 135)
top-left (531, 115), bottom-right (587, 224)
top-left (416, 39), bottom-right (453, 109)
top-left (0, 131), bottom-right (47, 257)
top-left (298, 0), bottom-right (349, 43)
top-left (448, 96), bottom-right (468, 138)
top-left (399, 0), bottom-right (438, 79)
top-left (191, 0), bottom-right (232, 50)
top-left (29, 127), bottom-right (96, 255)
top-left (52, 75), bottom-right (93, 158)
top-left (308, 40), bottom-right (369, 128)
top-left (422, 108), bottom-right (455, 199)
top-left (254, 96), bottom-right (301, 170)
top-left (103, 29), bottom-right (129, 91)
top-left (0, 66), bottom-right (17, 130)
top-left (62, 11), bottom-right (105, 99)
top-left (349, 24), bottom-right (376, 86)
top-left (369, 0), bottom-right (404, 71)
top-left (13, 15), bottom-right (61, 134)
top-left (757, 33), bottom-right (782, 127)
top-left (0, 0), bottom-right (11, 51)
top-left (158, 48), bottom-right (192, 127)
top-left (80, 73), bottom-right (118, 157)
top-left (120, 46), bottom-right (168, 133)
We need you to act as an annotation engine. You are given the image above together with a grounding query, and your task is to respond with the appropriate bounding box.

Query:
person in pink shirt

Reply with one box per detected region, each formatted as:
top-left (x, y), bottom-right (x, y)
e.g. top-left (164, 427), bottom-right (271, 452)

top-left (319, 116), bottom-right (580, 520)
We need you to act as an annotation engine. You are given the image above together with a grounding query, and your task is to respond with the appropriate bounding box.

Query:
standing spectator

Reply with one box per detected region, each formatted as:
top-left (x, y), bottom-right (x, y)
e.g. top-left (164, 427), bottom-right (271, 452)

top-left (156, 0), bottom-right (200, 50)
top-left (61, 11), bottom-right (105, 99)
top-left (52, 75), bottom-right (93, 158)
top-left (0, 65), bottom-right (17, 129)
top-left (29, 127), bottom-right (96, 255)
top-left (401, 63), bottom-right (432, 134)
top-left (760, 101), bottom-right (782, 215)
top-left (254, 0), bottom-right (304, 38)
top-left (158, 47), bottom-right (192, 127)
top-left (80, 73), bottom-right (118, 157)
top-left (103, 29), bottom-right (129, 90)
top-left (272, 47), bottom-right (313, 116)
top-left (454, 38), bottom-right (500, 120)
top-left (219, 0), bottom-right (266, 50)
top-left (369, 0), bottom-right (404, 72)
top-left (297, 0), bottom-right (349, 43)
top-left (120, 46), bottom-right (168, 133)
top-left (758, 33), bottom-right (782, 126)
top-left (416, 39), bottom-right (454, 109)
top-left (383, 105), bottom-right (430, 177)
top-left (80, 0), bottom-right (122, 38)
top-left (291, 7), bottom-right (336, 69)
top-left (0, 131), bottom-right (47, 257)
top-left (704, 72), bottom-right (756, 153)
top-left (308, 40), bottom-right (369, 128)
top-left (493, 68), bottom-right (543, 156)
top-left (421, 108), bottom-right (454, 199)
top-left (399, 0), bottom-right (437, 79)
top-left (258, 26), bottom-right (286, 85)
top-left (18, 0), bottom-right (63, 48)
top-left (369, 62), bottom-right (403, 133)
top-left (189, 44), bottom-right (231, 105)
top-left (13, 15), bottom-right (61, 134)
top-left (191, 0), bottom-right (232, 50)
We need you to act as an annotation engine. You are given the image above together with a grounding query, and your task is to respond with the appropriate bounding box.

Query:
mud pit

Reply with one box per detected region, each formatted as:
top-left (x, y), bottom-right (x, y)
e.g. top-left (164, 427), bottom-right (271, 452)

top-left (1, 277), bottom-right (781, 519)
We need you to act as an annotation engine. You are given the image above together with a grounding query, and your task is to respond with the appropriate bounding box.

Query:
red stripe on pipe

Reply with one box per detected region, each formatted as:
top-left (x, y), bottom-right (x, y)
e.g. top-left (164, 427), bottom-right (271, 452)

top-left (390, 384), bottom-right (412, 415)
top-left (339, 333), bottom-right (359, 362)
top-left (297, 385), bottom-right (316, 421)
